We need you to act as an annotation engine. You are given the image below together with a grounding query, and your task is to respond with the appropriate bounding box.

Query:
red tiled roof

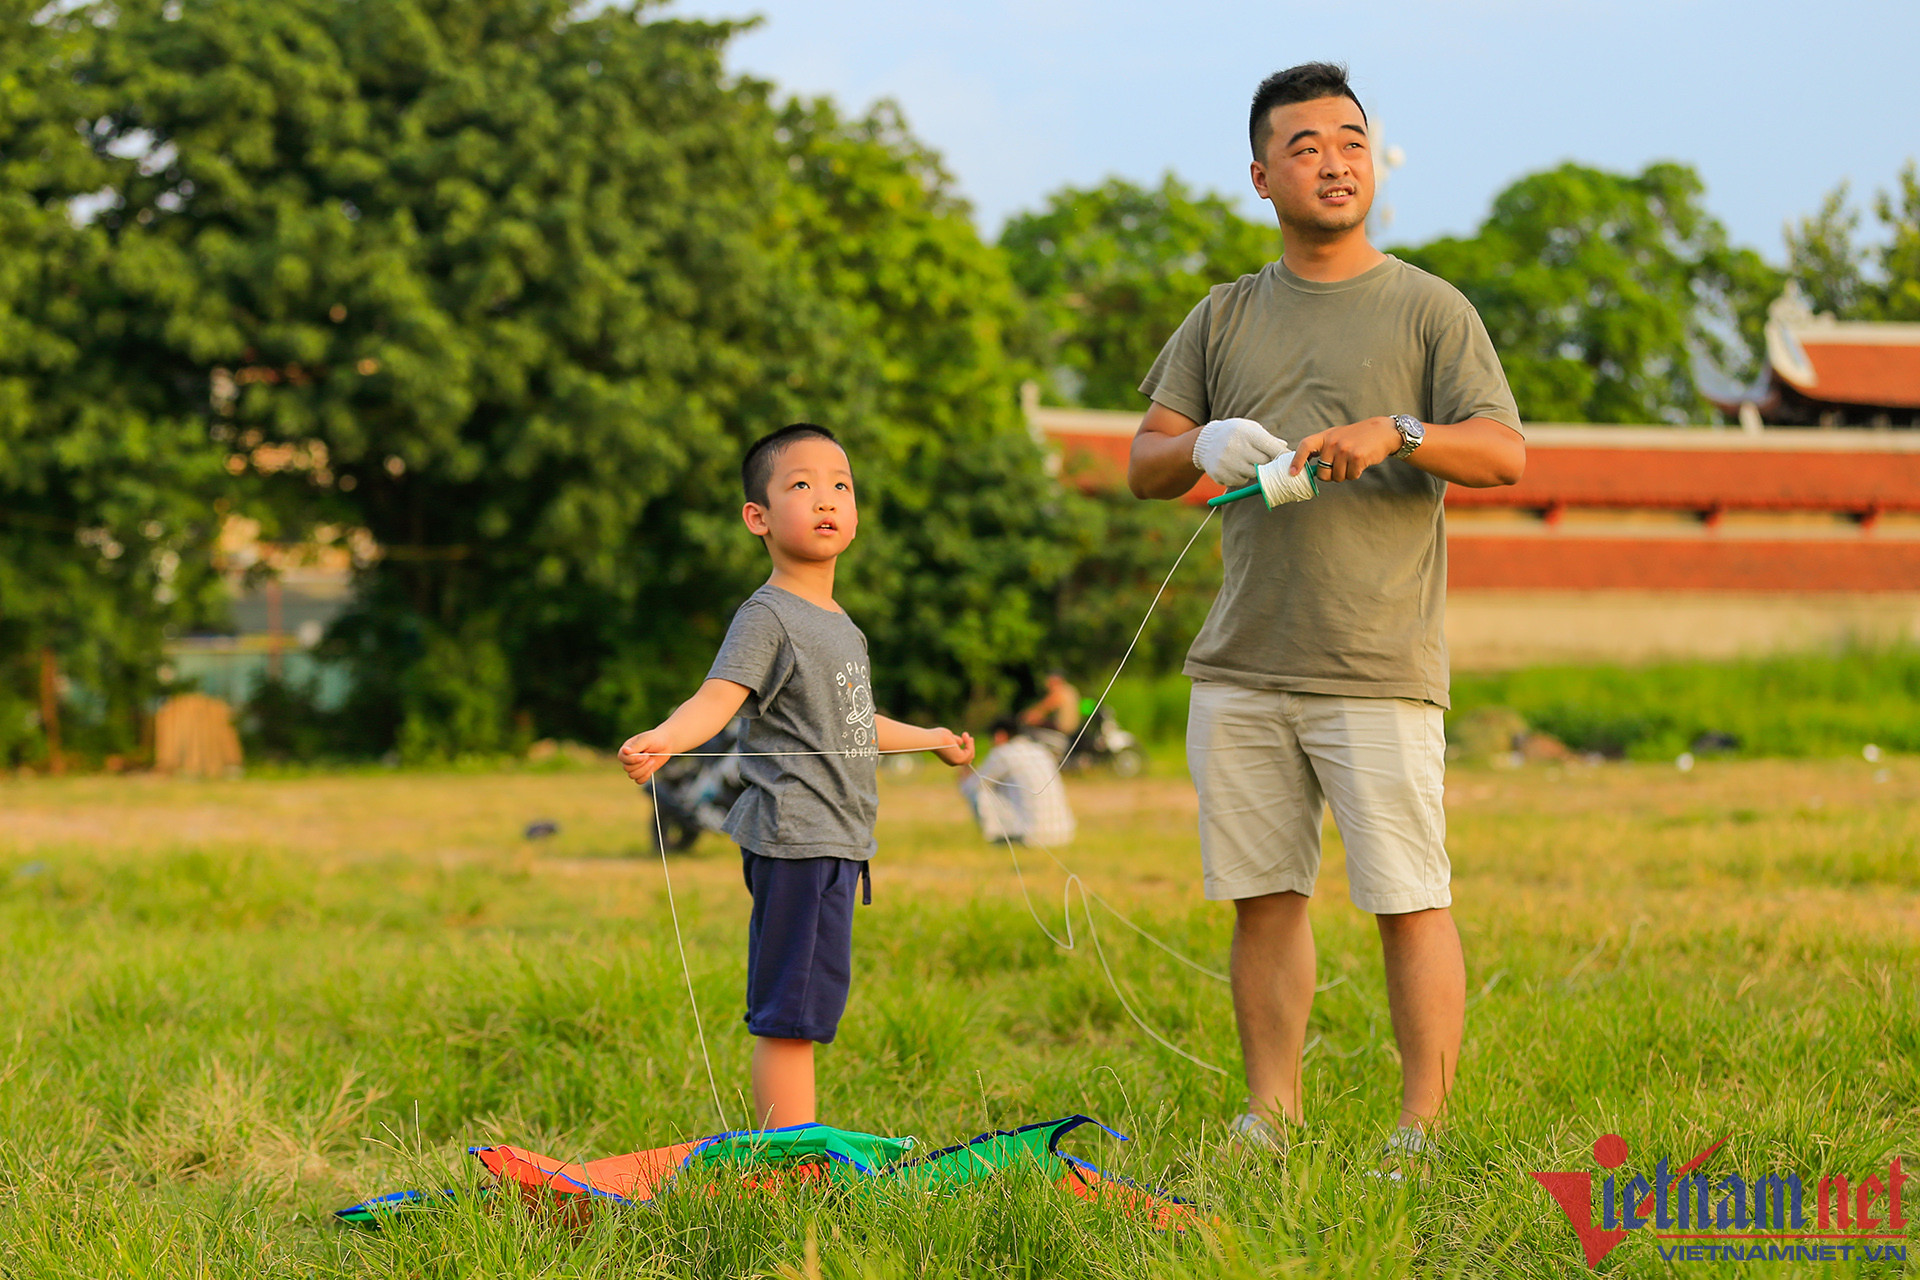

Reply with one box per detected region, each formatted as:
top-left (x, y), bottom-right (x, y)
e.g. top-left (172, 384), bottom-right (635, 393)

top-left (1444, 446), bottom-right (1920, 514)
top-left (1781, 336), bottom-right (1920, 410)
top-left (1449, 536), bottom-right (1920, 592)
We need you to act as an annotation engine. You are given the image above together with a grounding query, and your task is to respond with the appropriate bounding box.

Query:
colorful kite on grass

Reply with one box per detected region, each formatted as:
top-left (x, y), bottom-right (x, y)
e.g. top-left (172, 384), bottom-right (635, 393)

top-left (336, 1115), bottom-right (1193, 1231)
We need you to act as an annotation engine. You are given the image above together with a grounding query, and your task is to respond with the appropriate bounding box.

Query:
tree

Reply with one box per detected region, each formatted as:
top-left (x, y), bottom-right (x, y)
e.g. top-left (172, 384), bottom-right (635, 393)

top-left (999, 175), bottom-right (1280, 411)
top-left (1782, 161), bottom-right (1920, 323)
top-left (1879, 162), bottom-right (1920, 321)
top-left (1784, 183), bottom-right (1869, 319)
top-left (72, 0), bottom-right (1084, 754)
top-left (768, 98), bottom-right (1075, 723)
top-left (72, 0), bottom-right (857, 756)
top-left (1041, 482), bottom-right (1220, 688)
top-left (1397, 162), bottom-right (1779, 424)
top-left (0, 0), bottom-right (228, 768)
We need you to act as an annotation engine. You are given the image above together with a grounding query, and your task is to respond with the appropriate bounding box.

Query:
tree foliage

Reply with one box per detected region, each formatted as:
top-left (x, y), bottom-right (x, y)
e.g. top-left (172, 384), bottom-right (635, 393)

top-left (0, 0), bottom-right (228, 767)
top-left (1783, 183), bottom-right (1868, 319)
top-left (21, 0), bottom-right (1110, 758)
top-left (74, 0), bottom-right (823, 757)
top-left (999, 175), bottom-right (1280, 410)
top-left (1396, 162), bottom-right (1779, 424)
top-left (1002, 164), bottom-right (1780, 427)
top-left (769, 98), bottom-right (1077, 723)
top-left (1787, 161), bottom-right (1920, 322)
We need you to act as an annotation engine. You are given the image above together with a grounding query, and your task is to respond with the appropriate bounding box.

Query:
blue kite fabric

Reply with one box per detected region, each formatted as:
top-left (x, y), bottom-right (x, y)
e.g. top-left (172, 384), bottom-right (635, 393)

top-left (335, 1115), bottom-right (1194, 1230)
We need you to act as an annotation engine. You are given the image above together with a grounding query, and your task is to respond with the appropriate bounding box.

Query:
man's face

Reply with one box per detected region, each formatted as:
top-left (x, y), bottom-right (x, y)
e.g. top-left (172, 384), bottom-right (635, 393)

top-left (1251, 95), bottom-right (1375, 236)
top-left (744, 437), bottom-right (858, 560)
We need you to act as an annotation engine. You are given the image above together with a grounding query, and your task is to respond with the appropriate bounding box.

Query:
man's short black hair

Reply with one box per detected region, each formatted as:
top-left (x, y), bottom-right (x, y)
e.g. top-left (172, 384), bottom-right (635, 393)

top-left (989, 717), bottom-right (1022, 740)
top-left (741, 423), bottom-right (842, 507)
top-left (1249, 62), bottom-right (1367, 161)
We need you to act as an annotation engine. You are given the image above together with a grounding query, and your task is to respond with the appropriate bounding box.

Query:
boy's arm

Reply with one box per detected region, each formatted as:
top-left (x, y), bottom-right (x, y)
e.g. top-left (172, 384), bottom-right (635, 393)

top-left (873, 714), bottom-right (975, 768)
top-left (618, 679), bottom-right (753, 784)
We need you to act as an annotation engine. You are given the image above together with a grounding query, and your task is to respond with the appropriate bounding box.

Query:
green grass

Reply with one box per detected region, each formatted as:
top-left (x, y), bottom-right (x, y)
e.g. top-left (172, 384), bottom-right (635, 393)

top-left (1111, 648), bottom-right (1920, 762)
top-left (1449, 647), bottom-right (1920, 760)
top-left (0, 760), bottom-right (1915, 1276)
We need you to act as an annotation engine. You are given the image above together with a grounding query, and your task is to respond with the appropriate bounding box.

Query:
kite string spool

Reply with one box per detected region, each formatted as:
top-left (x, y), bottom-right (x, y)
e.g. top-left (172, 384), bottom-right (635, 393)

top-left (1206, 449), bottom-right (1319, 508)
top-left (1257, 451), bottom-right (1319, 506)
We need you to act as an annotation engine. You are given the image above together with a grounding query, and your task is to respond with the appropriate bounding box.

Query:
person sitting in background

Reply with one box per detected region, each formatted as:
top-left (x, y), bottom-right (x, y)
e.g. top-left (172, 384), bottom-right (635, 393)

top-left (1019, 671), bottom-right (1083, 737)
top-left (959, 719), bottom-right (1076, 847)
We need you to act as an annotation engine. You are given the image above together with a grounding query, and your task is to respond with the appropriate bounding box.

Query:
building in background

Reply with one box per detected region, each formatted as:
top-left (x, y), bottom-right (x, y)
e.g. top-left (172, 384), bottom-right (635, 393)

top-left (1733, 288), bottom-right (1920, 428)
top-left (165, 518), bottom-right (357, 712)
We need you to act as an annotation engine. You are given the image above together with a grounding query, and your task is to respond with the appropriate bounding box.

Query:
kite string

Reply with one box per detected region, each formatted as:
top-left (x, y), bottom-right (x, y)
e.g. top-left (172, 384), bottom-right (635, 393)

top-left (946, 506), bottom-right (1233, 1070)
top-left (649, 774), bottom-right (728, 1133)
top-left (653, 506), bottom-right (1217, 768)
top-left (990, 808), bottom-right (1226, 1076)
top-left (643, 506), bottom-right (1234, 1076)
top-left (976, 771), bottom-right (1225, 980)
top-left (1031, 506), bottom-right (1216, 799)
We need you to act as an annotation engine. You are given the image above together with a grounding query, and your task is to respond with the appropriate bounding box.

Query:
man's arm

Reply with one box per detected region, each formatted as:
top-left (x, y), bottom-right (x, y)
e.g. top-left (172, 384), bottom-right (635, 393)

top-left (1017, 685), bottom-right (1065, 725)
top-left (1127, 402), bottom-right (1207, 500)
top-left (1289, 416), bottom-right (1524, 489)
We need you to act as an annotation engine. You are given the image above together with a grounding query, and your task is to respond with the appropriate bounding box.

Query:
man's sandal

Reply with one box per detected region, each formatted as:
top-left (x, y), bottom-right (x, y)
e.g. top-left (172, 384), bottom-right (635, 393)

top-left (1223, 1109), bottom-right (1292, 1158)
top-left (1368, 1125), bottom-right (1433, 1183)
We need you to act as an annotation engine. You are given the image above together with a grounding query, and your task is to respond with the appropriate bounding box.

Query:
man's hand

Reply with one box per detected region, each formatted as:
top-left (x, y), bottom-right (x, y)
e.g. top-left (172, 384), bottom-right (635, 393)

top-left (1290, 416), bottom-right (1401, 483)
top-left (1192, 417), bottom-right (1289, 486)
top-left (618, 728), bottom-right (676, 784)
top-left (932, 730), bottom-right (975, 768)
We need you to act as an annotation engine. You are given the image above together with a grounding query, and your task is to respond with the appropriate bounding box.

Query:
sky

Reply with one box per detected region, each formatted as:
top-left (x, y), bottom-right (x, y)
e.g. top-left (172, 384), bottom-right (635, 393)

top-left (663, 0), bottom-right (1920, 260)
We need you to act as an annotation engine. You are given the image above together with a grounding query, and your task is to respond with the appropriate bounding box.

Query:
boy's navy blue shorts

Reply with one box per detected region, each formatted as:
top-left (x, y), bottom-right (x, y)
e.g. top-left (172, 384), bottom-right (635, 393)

top-left (741, 851), bottom-right (870, 1044)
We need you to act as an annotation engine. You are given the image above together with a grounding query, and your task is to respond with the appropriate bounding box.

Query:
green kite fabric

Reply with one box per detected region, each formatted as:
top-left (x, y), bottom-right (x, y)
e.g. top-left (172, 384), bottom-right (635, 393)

top-left (335, 1115), bottom-right (1193, 1230)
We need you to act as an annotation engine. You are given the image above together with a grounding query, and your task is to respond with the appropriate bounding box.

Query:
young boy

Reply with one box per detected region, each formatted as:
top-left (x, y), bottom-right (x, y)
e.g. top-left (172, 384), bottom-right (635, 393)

top-left (618, 423), bottom-right (974, 1130)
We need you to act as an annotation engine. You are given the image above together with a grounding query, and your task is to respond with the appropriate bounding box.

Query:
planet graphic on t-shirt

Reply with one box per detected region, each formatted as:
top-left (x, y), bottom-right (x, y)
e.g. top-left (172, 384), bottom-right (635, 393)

top-left (842, 668), bottom-right (875, 747)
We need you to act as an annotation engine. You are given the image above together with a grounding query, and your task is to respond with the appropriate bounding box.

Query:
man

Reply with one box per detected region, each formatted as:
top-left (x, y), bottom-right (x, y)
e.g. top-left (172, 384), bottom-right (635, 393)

top-left (1019, 671), bottom-right (1083, 737)
top-left (1127, 63), bottom-right (1524, 1163)
top-left (959, 719), bottom-right (1076, 846)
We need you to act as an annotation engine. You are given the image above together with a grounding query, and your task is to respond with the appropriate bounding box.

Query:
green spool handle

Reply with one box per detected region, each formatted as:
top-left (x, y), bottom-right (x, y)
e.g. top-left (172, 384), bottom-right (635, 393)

top-left (1207, 482), bottom-right (1262, 507)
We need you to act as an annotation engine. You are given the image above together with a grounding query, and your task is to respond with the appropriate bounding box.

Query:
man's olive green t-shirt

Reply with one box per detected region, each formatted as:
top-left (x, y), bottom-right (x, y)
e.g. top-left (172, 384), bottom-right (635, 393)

top-left (1139, 255), bottom-right (1521, 708)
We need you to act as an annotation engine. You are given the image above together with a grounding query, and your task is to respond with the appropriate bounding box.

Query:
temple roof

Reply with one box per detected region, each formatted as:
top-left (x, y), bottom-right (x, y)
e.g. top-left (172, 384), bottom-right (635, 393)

top-left (1760, 289), bottom-right (1920, 419)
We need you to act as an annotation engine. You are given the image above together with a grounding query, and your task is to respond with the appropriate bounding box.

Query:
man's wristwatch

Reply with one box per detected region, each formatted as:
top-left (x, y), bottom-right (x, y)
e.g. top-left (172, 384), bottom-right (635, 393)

top-left (1391, 414), bottom-right (1426, 458)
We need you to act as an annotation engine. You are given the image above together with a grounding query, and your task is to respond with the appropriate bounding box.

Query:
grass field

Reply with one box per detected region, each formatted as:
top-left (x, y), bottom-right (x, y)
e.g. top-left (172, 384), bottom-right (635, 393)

top-left (1, 754), bottom-right (1915, 1277)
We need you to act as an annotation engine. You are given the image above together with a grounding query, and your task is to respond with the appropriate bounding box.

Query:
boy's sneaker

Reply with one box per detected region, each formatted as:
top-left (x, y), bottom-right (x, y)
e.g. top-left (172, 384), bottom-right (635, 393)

top-left (1223, 1110), bottom-right (1290, 1157)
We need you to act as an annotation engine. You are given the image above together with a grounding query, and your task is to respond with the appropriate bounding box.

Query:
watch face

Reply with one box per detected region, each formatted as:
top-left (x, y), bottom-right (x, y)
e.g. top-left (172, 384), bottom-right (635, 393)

top-left (1394, 415), bottom-right (1424, 455)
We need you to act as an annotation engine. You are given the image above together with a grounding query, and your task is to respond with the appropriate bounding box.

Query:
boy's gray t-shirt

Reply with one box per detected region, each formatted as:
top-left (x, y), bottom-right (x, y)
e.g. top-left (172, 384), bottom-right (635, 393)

top-left (706, 583), bottom-right (879, 861)
top-left (1138, 256), bottom-right (1522, 708)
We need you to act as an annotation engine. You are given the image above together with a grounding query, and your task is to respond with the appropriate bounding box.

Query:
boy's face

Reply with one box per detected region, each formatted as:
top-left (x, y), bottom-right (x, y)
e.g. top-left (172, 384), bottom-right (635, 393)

top-left (743, 437), bottom-right (858, 561)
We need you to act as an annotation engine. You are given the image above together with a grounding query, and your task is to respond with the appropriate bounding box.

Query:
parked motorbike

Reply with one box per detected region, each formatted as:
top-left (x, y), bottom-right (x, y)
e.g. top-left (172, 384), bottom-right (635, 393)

top-left (646, 719), bottom-right (747, 853)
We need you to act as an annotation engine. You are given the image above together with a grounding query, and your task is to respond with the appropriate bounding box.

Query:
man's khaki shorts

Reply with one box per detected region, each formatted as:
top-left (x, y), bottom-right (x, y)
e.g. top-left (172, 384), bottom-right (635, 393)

top-left (1186, 681), bottom-right (1449, 914)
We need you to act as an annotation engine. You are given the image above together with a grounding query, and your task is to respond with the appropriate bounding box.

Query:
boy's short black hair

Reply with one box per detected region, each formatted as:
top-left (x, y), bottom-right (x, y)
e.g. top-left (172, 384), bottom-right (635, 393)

top-left (1249, 62), bottom-right (1366, 161)
top-left (988, 717), bottom-right (1022, 740)
top-left (741, 423), bottom-right (842, 507)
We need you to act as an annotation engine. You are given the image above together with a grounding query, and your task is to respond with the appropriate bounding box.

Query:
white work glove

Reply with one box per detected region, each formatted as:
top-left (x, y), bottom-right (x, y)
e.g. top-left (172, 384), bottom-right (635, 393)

top-left (1191, 417), bottom-right (1288, 486)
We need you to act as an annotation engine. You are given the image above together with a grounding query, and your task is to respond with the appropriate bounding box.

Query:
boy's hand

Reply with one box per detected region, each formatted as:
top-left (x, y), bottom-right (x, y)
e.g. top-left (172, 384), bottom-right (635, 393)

top-left (932, 730), bottom-right (975, 768)
top-left (618, 729), bottom-right (675, 784)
